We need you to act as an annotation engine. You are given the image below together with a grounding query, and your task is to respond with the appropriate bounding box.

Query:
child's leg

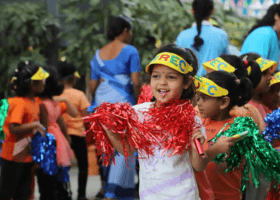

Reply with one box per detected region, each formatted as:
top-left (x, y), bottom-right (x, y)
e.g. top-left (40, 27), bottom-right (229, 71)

top-left (55, 180), bottom-right (72, 200)
top-left (70, 135), bottom-right (88, 198)
top-left (0, 158), bottom-right (33, 200)
top-left (36, 168), bottom-right (57, 200)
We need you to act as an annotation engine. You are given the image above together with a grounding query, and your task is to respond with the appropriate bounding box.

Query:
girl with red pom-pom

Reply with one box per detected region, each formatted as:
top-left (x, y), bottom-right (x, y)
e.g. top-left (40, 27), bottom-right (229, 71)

top-left (101, 44), bottom-right (209, 200)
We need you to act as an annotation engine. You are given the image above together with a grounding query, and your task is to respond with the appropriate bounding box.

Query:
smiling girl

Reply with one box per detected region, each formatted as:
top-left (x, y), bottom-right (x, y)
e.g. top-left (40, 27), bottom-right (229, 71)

top-left (101, 44), bottom-right (209, 200)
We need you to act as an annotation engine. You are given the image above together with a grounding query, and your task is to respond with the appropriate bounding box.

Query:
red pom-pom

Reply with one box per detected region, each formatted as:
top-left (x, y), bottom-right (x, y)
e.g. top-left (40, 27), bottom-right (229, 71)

top-left (83, 102), bottom-right (157, 166)
top-left (137, 85), bottom-right (153, 104)
top-left (143, 99), bottom-right (199, 156)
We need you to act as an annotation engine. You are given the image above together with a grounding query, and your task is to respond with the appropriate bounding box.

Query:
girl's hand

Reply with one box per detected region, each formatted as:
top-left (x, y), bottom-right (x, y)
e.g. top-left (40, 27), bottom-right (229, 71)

top-left (34, 121), bottom-right (45, 137)
top-left (191, 130), bottom-right (205, 150)
top-left (214, 136), bottom-right (235, 154)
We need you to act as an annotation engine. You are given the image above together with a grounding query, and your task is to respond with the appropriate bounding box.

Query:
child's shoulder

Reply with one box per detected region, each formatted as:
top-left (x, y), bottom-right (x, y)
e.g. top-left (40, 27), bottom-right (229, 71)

top-left (64, 88), bottom-right (85, 96)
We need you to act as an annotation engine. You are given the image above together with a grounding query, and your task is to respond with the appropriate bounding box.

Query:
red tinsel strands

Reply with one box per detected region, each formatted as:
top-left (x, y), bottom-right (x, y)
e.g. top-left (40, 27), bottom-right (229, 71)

top-left (143, 99), bottom-right (198, 156)
top-left (83, 102), bottom-right (158, 166)
top-left (137, 85), bottom-right (153, 104)
top-left (266, 182), bottom-right (280, 200)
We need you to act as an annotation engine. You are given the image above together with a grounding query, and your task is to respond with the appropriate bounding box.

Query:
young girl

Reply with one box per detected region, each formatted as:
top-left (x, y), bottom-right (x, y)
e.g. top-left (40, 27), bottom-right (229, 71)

top-left (0, 61), bottom-right (49, 200)
top-left (100, 44), bottom-right (212, 199)
top-left (38, 66), bottom-right (78, 200)
top-left (196, 70), bottom-right (254, 200)
top-left (202, 55), bottom-right (265, 132)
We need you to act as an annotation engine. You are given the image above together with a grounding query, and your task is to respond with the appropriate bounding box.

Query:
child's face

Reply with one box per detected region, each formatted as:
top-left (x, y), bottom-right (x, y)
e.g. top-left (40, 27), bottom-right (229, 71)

top-left (261, 83), bottom-right (280, 111)
top-left (255, 71), bottom-right (273, 93)
top-left (196, 92), bottom-right (222, 119)
top-left (31, 80), bottom-right (45, 94)
top-left (150, 64), bottom-right (191, 104)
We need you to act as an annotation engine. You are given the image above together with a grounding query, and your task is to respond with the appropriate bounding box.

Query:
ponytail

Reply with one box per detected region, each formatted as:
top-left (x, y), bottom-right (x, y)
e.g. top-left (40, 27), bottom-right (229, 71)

top-left (192, 0), bottom-right (214, 51)
top-left (236, 78), bottom-right (253, 106)
top-left (246, 60), bottom-right (262, 89)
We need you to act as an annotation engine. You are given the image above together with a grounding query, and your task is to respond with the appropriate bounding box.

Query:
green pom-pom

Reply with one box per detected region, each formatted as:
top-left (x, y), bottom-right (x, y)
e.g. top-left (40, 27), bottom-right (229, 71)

top-left (210, 117), bottom-right (280, 190)
top-left (0, 99), bottom-right (9, 140)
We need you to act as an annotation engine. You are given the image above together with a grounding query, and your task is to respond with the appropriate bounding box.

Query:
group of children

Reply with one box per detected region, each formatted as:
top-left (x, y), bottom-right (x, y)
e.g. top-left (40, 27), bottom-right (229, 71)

top-left (0, 61), bottom-right (90, 200)
top-left (99, 43), bottom-right (280, 200)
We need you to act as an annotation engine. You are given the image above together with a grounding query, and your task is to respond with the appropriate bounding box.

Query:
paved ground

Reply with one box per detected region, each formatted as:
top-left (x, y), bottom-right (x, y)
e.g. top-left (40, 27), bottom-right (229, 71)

top-left (34, 164), bottom-right (102, 200)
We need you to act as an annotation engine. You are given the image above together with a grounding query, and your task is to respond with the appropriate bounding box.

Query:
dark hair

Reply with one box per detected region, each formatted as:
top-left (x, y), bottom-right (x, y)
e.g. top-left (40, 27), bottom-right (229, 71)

top-left (13, 61), bottom-right (40, 97)
top-left (246, 4), bottom-right (280, 36)
top-left (206, 71), bottom-right (253, 107)
top-left (192, 0), bottom-right (214, 51)
top-left (220, 54), bottom-right (262, 89)
top-left (57, 61), bottom-right (77, 80)
top-left (107, 16), bottom-right (132, 40)
top-left (39, 66), bottom-right (64, 98)
top-left (150, 44), bottom-right (198, 101)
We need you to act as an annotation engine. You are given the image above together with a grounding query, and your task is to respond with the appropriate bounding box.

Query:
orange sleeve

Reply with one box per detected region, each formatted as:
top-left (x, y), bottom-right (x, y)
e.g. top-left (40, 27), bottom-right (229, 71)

top-left (58, 102), bottom-right (68, 114)
top-left (8, 98), bottom-right (25, 125)
top-left (79, 92), bottom-right (90, 111)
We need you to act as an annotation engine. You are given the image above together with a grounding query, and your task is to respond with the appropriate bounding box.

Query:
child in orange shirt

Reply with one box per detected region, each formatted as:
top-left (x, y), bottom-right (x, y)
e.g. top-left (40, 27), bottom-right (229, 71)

top-left (0, 61), bottom-right (49, 200)
top-left (196, 70), bottom-right (254, 200)
top-left (57, 61), bottom-right (91, 200)
top-left (37, 66), bottom-right (78, 200)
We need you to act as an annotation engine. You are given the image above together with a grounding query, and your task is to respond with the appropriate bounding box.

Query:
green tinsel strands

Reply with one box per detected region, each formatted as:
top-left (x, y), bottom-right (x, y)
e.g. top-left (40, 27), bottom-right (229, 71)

top-left (210, 117), bottom-right (280, 191)
top-left (0, 99), bottom-right (9, 140)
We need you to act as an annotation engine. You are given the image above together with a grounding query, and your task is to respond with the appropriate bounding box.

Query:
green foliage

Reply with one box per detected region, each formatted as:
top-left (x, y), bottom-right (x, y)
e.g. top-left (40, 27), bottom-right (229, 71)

top-left (59, 0), bottom-right (193, 76)
top-left (0, 2), bottom-right (59, 95)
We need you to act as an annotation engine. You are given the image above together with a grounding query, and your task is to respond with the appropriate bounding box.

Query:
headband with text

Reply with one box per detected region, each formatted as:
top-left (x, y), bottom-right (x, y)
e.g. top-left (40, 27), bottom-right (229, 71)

top-left (270, 72), bottom-right (280, 86)
top-left (194, 75), bottom-right (205, 91)
top-left (202, 57), bottom-right (235, 73)
top-left (256, 57), bottom-right (277, 73)
top-left (145, 52), bottom-right (193, 74)
top-left (197, 77), bottom-right (229, 97)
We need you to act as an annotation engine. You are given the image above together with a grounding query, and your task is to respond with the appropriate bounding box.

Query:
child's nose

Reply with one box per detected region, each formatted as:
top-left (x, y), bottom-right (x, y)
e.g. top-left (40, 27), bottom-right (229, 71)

top-left (158, 77), bottom-right (167, 85)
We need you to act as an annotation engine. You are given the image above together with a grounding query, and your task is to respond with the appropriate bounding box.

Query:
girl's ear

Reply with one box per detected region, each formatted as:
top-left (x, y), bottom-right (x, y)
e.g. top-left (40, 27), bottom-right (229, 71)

top-left (219, 96), bottom-right (230, 110)
top-left (183, 76), bottom-right (193, 90)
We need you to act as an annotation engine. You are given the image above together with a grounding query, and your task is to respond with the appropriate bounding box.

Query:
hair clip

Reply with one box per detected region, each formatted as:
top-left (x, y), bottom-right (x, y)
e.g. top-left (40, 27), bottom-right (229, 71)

top-left (236, 79), bottom-right (241, 84)
top-left (25, 61), bottom-right (29, 65)
top-left (15, 69), bottom-right (18, 72)
top-left (242, 55), bottom-right (249, 66)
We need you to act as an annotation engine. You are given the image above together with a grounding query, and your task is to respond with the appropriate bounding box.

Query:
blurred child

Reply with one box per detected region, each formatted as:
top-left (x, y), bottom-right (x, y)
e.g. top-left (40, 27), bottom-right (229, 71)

top-left (0, 61), bottom-right (48, 200)
top-left (57, 61), bottom-right (91, 200)
top-left (37, 66), bottom-right (78, 200)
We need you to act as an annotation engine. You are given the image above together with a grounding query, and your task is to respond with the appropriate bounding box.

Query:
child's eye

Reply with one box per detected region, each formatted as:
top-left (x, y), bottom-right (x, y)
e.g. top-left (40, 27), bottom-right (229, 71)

top-left (168, 76), bottom-right (176, 79)
top-left (152, 75), bottom-right (159, 79)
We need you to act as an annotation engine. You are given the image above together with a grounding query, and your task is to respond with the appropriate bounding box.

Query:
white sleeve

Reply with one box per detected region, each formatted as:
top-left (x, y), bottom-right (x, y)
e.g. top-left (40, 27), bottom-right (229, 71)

top-left (194, 115), bottom-right (206, 139)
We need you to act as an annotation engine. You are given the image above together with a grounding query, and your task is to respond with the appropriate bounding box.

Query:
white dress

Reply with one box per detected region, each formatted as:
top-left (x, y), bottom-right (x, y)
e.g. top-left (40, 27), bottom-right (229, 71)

top-left (133, 102), bottom-right (203, 200)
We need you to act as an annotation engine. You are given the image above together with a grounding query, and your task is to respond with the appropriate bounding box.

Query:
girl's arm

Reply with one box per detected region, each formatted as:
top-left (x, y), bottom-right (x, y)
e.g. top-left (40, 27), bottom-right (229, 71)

top-left (131, 72), bottom-right (141, 101)
top-left (57, 116), bottom-right (71, 144)
top-left (53, 96), bottom-right (78, 117)
top-left (9, 121), bottom-right (45, 136)
top-left (40, 104), bottom-right (49, 134)
top-left (189, 130), bottom-right (208, 172)
top-left (102, 125), bottom-right (136, 157)
top-left (88, 79), bottom-right (100, 102)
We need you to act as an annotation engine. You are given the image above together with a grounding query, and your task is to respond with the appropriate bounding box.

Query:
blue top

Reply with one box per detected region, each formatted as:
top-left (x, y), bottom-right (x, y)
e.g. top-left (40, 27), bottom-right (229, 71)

top-left (91, 45), bottom-right (141, 80)
top-left (90, 44), bottom-right (141, 107)
top-left (241, 26), bottom-right (279, 65)
top-left (176, 21), bottom-right (229, 76)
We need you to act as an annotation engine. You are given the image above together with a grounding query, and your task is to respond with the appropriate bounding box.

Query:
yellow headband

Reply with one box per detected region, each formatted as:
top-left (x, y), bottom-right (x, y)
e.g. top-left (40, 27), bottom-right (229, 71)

top-left (31, 67), bottom-right (49, 81)
top-left (270, 72), bottom-right (280, 86)
top-left (197, 77), bottom-right (229, 97)
top-left (74, 71), bottom-right (80, 78)
top-left (202, 57), bottom-right (235, 73)
top-left (256, 57), bottom-right (277, 73)
top-left (194, 75), bottom-right (205, 91)
top-left (145, 52), bottom-right (193, 74)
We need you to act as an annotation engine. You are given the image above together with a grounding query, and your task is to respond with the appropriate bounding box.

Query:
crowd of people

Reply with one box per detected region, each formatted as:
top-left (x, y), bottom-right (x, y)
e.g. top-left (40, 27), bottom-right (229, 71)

top-left (0, 0), bottom-right (280, 200)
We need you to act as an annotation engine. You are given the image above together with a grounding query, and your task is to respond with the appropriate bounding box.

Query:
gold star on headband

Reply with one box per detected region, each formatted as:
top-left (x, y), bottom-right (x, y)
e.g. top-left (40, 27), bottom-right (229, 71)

top-left (197, 77), bottom-right (228, 97)
top-left (202, 57), bottom-right (235, 73)
top-left (146, 52), bottom-right (193, 74)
